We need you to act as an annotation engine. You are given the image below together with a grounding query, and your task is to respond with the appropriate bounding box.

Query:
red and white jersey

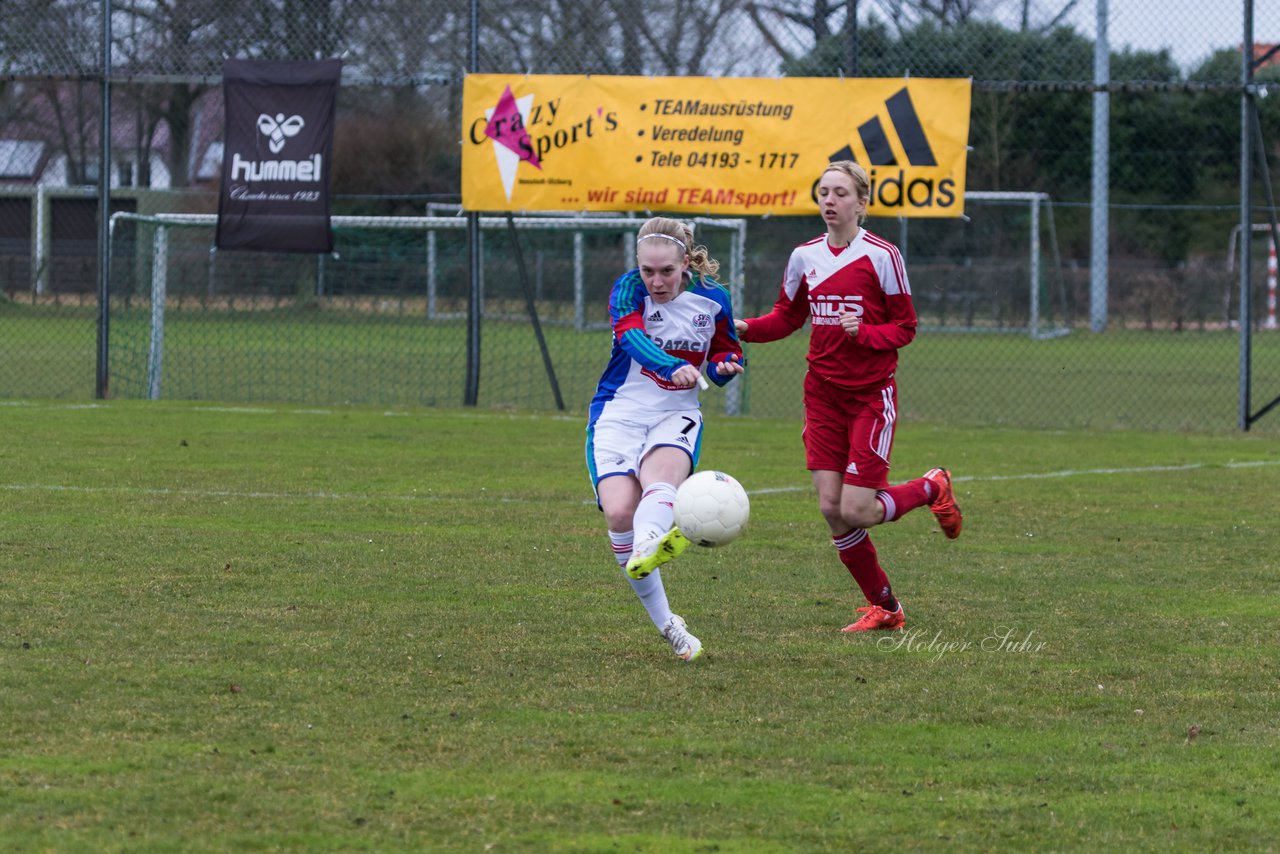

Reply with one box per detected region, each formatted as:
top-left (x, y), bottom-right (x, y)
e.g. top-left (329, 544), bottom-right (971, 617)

top-left (741, 228), bottom-right (917, 391)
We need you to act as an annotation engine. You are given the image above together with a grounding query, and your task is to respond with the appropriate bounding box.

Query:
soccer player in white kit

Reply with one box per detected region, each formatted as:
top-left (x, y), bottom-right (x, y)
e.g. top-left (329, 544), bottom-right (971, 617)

top-left (586, 217), bottom-right (744, 661)
top-left (736, 161), bottom-right (962, 634)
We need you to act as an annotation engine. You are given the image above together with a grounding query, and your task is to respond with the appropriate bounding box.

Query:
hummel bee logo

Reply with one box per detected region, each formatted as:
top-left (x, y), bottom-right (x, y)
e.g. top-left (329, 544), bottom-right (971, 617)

top-left (257, 113), bottom-right (305, 154)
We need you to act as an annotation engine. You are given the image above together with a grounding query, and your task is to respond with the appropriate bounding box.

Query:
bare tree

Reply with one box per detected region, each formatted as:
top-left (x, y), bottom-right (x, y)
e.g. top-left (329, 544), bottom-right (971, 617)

top-left (112, 0), bottom-right (368, 187)
top-left (623, 0), bottom-right (749, 76)
top-left (745, 0), bottom-right (845, 65)
top-left (3, 1), bottom-right (101, 184)
top-left (746, 0), bottom-right (1080, 67)
top-left (352, 0), bottom-right (465, 83)
top-left (113, 0), bottom-right (230, 187)
top-left (478, 0), bottom-right (747, 77)
top-left (877, 0), bottom-right (982, 28)
top-left (0, 0), bottom-right (100, 77)
top-left (32, 80), bottom-right (98, 184)
top-left (1018, 0), bottom-right (1078, 34)
top-left (890, 0), bottom-right (1079, 32)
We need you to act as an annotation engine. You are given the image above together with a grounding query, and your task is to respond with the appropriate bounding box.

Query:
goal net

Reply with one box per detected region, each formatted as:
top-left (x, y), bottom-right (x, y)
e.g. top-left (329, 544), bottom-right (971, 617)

top-left (898, 191), bottom-right (1071, 340)
top-left (105, 211), bottom-right (747, 410)
top-left (104, 195), bottom-right (1064, 411)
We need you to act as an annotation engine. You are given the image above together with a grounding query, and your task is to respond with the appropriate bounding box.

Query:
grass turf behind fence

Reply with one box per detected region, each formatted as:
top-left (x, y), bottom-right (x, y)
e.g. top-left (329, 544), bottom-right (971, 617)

top-left (2, 302), bottom-right (1279, 431)
top-left (2, 401), bottom-right (1278, 851)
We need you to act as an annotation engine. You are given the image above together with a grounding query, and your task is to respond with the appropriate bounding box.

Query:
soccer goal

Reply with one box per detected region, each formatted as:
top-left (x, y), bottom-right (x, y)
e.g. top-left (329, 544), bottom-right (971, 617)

top-left (106, 211), bottom-right (747, 411)
top-left (903, 191), bottom-right (1071, 340)
top-left (417, 206), bottom-right (747, 330)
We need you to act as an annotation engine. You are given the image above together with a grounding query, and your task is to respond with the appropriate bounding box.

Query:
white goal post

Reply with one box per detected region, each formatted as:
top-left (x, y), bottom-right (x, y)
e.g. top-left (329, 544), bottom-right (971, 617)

top-left (107, 212), bottom-right (747, 409)
top-left (108, 194), bottom-right (1062, 407)
top-left (961, 191), bottom-right (1070, 341)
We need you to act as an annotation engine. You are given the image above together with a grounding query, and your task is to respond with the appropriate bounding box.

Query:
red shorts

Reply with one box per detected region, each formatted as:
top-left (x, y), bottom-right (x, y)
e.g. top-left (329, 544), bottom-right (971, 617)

top-left (802, 371), bottom-right (898, 489)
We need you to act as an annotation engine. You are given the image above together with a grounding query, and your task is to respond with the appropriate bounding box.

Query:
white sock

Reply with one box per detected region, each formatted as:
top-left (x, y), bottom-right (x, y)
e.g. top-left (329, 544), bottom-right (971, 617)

top-left (627, 569), bottom-right (674, 630)
top-left (608, 530), bottom-right (634, 569)
top-left (632, 482), bottom-right (677, 544)
top-left (609, 530), bottom-right (673, 630)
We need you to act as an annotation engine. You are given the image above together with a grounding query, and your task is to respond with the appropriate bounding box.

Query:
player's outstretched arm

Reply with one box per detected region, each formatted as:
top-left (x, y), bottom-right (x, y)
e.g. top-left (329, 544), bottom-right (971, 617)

top-left (713, 353), bottom-right (745, 377)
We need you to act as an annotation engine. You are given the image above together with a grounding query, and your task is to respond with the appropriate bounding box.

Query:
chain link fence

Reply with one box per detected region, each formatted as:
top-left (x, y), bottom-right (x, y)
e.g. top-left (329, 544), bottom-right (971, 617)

top-left (2, 0), bottom-right (1278, 430)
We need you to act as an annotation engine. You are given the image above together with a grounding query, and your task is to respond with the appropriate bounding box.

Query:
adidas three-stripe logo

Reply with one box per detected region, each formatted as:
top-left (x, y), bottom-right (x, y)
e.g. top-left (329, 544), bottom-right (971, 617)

top-left (823, 85), bottom-right (960, 214)
top-left (855, 87), bottom-right (936, 167)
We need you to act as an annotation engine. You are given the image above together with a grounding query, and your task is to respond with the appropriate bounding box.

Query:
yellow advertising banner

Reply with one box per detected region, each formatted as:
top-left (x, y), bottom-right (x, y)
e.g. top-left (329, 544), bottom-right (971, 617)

top-left (462, 74), bottom-right (971, 218)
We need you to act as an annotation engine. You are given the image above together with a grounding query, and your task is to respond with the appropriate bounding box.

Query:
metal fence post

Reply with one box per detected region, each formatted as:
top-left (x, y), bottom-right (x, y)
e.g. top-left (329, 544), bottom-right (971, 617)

top-left (147, 225), bottom-right (167, 400)
top-left (96, 0), bottom-right (113, 398)
top-left (1090, 0), bottom-right (1110, 334)
top-left (33, 185), bottom-right (48, 296)
top-left (726, 218), bottom-right (745, 416)
top-left (573, 231), bottom-right (584, 331)
top-left (1239, 0), bottom-right (1254, 430)
top-left (1030, 195), bottom-right (1042, 340)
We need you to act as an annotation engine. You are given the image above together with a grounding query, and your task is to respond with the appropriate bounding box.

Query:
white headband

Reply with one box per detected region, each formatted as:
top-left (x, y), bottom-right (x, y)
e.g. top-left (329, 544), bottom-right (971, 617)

top-left (637, 233), bottom-right (687, 251)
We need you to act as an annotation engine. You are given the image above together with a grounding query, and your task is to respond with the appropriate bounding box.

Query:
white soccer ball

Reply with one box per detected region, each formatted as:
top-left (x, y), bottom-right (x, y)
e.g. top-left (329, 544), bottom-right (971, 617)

top-left (674, 470), bottom-right (750, 548)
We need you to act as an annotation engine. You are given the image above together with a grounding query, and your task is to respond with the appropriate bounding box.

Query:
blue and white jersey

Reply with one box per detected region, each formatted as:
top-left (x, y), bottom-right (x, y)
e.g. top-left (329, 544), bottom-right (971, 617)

top-left (587, 270), bottom-right (743, 427)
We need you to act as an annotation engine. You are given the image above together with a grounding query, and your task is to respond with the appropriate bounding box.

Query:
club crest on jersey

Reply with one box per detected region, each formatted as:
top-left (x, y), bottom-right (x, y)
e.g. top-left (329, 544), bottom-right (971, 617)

top-left (692, 313), bottom-right (711, 328)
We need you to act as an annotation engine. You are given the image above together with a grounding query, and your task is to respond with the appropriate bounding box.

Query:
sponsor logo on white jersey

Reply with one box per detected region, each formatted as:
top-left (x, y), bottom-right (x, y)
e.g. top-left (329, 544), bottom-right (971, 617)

top-left (649, 334), bottom-right (707, 351)
top-left (647, 310), bottom-right (663, 322)
top-left (812, 294), bottom-right (864, 326)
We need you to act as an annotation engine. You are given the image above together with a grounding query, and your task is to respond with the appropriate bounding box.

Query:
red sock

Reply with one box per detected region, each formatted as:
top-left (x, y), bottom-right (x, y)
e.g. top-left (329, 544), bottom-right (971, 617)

top-left (876, 477), bottom-right (933, 523)
top-left (832, 529), bottom-right (897, 610)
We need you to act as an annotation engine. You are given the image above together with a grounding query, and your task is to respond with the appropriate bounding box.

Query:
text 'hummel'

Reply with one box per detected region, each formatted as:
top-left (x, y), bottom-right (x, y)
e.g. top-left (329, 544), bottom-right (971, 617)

top-left (230, 153), bottom-right (323, 183)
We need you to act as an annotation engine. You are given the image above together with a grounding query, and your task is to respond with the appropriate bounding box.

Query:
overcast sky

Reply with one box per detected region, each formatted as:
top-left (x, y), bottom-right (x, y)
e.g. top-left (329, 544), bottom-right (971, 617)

top-left (1064, 0), bottom-right (1280, 71)
top-left (729, 2), bottom-right (1280, 78)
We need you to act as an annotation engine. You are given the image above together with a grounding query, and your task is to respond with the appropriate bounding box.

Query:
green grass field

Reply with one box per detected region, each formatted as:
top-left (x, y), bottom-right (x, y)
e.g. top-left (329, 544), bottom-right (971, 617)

top-left (2, 401), bottom-right (1278, 851)
top-left (2, 302), bottom-right (1279, 433)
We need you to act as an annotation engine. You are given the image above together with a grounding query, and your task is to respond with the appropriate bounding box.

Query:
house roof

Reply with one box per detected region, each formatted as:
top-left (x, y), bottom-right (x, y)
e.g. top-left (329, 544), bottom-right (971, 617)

top-left (1253, 43), bottom-right (1280, 69)
top-left (0, 140), bottom-right (47, 179)
top-left (0, 82), bottom-right (224, 185)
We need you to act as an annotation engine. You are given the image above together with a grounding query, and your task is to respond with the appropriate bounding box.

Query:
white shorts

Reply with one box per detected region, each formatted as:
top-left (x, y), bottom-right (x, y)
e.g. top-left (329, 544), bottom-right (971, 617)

top-left (586, 407), bottom-right (704, 496)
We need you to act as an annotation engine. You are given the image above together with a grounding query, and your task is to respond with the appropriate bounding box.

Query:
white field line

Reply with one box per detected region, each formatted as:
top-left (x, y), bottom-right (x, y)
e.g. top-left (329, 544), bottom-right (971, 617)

top-left (0, 482), bottom-right (527, 504)
top-left (4, 399), bottom-right (1277, 498)
top-left (0, 400), bottom-right (582, 422)
top-left (3, 459), bottom-right (1277, 505)
top-left (733, 460), bottom-right (1280, 496)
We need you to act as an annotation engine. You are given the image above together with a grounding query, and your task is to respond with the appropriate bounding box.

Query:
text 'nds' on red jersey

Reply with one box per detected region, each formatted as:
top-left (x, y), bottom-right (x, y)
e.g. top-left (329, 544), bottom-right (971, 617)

top-left (741, 229), bottom-right (917, 391)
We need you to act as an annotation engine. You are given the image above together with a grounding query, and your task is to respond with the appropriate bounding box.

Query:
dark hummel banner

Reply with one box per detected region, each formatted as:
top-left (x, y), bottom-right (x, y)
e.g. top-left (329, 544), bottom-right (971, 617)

top-left (216, 58), bottom-right (342, 253)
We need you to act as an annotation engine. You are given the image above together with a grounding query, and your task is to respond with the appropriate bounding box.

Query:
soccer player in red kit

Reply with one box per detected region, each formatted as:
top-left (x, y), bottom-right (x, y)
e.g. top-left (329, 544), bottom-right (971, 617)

top-left (735, 160), bottom-right (962, 633)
